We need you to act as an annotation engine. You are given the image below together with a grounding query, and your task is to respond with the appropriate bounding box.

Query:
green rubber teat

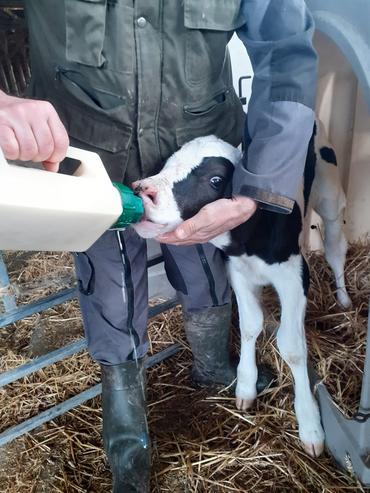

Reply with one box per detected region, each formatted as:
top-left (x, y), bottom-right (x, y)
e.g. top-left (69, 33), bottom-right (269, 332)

top-left (111, 182), bottom-right (144, 228)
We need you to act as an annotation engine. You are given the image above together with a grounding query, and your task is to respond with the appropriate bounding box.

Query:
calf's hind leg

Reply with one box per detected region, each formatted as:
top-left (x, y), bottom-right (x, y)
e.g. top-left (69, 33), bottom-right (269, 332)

top-left (320, 208), bottom-right (351, 309)
top-left (273, 255), bottom-right (324, 457)
top-left (311, 154), bottom-right (351, 308)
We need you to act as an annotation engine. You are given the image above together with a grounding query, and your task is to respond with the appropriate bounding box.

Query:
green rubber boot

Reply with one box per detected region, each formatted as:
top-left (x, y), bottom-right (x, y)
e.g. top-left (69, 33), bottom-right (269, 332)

top-left (183, 304), bottom-right (275, 393)
top-left (101, 359), bottom-right (150, 493)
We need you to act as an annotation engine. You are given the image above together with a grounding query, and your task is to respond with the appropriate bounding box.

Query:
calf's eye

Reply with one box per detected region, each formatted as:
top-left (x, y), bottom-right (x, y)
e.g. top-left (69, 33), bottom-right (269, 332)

top-left (210, 176), bottom-right (224, 189)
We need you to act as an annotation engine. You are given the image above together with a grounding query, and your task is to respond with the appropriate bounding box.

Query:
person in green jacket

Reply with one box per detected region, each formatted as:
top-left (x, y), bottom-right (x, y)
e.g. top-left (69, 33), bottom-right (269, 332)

top-left (0, 1), bottom-right (317, 491)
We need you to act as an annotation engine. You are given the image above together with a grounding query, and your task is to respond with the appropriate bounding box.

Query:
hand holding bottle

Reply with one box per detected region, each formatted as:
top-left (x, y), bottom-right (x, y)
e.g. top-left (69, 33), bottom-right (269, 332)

top-left (0, 90), bottom-right (69, 171)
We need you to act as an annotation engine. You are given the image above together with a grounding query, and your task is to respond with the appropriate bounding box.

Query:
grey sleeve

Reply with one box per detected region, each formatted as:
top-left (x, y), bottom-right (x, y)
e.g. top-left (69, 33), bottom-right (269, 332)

top-left (234, 0), bottom-right (318, 213)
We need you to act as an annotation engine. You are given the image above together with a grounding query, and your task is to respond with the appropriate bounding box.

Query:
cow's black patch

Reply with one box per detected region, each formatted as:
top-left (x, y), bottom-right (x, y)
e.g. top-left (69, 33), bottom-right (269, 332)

top-left (320, 146), bottom-right (337, 166)
top-left (173, 154), bottom-right (303, 265)
top-left (301, 256), bottom-right (310, 296)
top-left (303, 126), bottom-right (317, 216)
top-left (224, 203), bottom-right (302, 264)
top-left (173, 156), bottom-right (234, 220)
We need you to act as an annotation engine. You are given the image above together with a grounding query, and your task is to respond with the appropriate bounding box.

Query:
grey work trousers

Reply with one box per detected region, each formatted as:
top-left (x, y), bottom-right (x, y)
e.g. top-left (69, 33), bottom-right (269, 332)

top-left (74, 228), bottom-right (231, 365)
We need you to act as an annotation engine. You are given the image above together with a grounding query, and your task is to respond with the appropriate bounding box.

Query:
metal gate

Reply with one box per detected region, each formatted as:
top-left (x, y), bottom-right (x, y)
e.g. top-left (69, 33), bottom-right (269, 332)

top-left (0, 4), bottom-right (180, 447)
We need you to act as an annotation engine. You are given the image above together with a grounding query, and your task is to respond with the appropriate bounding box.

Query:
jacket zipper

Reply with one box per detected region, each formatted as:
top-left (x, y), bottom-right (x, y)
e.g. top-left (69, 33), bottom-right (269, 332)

top-left (196, 245), bottom-right (219, 306)
top-left (116, 231), bottom-right (140, 360)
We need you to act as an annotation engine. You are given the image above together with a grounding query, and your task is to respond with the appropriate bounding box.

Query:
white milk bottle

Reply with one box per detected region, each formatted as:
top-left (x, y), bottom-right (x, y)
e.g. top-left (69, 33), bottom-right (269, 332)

top-left (0, 146), bottom-right (144, 252)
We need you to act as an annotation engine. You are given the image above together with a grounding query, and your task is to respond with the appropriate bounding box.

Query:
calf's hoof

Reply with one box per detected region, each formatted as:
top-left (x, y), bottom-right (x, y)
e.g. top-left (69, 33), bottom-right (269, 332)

top-left (235, 363), bottom-right (276, 410)
top-left (235, 381), bottom-right (257, 410)
top-left (337, 290), bottom-right (352, 310)
top-left (302, 439), bottom-right (325, 458)
top-left (235, 396), bottom-right (255, 411)
top-left (235, 364), bottom-right (277, 410)
top-left (299, 422), bottom-right (325, 458)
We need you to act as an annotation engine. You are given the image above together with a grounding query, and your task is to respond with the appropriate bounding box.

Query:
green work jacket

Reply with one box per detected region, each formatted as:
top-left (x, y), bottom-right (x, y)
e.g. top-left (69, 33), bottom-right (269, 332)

top-left (24, 0), bottom-right (317, 212)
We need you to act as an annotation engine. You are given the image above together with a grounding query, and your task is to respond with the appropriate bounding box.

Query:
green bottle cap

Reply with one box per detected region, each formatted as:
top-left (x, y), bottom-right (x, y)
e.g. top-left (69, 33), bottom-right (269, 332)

top-left (111, 182), bottom-right (144, 228)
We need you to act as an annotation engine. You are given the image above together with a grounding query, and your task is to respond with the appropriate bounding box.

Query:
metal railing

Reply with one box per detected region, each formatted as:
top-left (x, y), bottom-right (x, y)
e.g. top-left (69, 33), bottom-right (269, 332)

top-left (0, 252), bottom-right (180, 446)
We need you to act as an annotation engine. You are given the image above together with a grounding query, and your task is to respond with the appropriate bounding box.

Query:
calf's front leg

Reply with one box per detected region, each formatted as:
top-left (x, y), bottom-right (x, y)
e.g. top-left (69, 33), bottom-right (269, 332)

top-left (273, 255), bottom-right (324, 457)
top-left (228, 259), bottom-right (263, 410)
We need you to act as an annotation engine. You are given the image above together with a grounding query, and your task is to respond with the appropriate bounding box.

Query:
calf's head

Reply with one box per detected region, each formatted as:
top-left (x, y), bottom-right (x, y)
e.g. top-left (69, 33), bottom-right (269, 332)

top-left (132, 135), bottom-right (241, 238)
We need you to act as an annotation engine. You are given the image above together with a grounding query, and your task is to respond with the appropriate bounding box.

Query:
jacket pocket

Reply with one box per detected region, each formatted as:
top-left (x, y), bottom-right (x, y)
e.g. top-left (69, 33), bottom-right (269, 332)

top-left (54, 72), bottom-right (131, 153)
top-left (184, 0), bottom-right (244, 31)
top-left (58, 102), bottom-right (133, 181)
top-left (176, 90), bottom-right (244, 148)
top-left (66, 109), bottom-right (132, 155)
top-left (74, 253), bottom-right (95, 295)
top-left (184, 0), bottom-right (244, 85)
top-left (57, 68), bottom-right (126, 112)
top-left (184, 89), bottom-right (230, 117)
top-left (66, 0), bottom-right (107, 67)
top-left (104, 4), bottom-right (134, 74)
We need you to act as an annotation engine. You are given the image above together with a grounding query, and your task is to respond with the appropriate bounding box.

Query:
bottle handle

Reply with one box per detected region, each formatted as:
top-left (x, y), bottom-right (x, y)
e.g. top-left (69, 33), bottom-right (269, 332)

top-left (66, 146), bottom-right (112, 184)
top-left (0, 145), bottom-right (111, 184)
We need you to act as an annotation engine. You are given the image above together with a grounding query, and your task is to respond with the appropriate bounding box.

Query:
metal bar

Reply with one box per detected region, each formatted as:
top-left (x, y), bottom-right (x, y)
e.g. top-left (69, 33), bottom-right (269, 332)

top-left (0, 343), bottom-right (182, 447)
top-left (0, 1), bottom-right (24, 8)
top-left (0, 252), bottom-right (17, 312)
top-left (143, 343), bottom-right (182, 368)
top-left (0, 339), bottom-right (87, 388)
top-left (0, 386), bottom-right (102, 448)
top-left (0, 249), bottom-right (178, 445)
top-left (0, 287), bottom-right (77, 327)
top-left (238, 75), bottom-right (252, 105)
top-left (0, 298), bottom-right (179, 388)
top-left (359, 301), bottom-right (370, 413)
top-left (148, 298), bottom-right (178, 318)
top-left (0, 254), bottom-right (166, 328)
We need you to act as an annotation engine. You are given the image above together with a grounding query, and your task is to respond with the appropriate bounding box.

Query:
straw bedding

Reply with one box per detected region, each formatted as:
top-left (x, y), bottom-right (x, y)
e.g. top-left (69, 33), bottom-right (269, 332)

top-left (0, 243), bottom-right (370, 492)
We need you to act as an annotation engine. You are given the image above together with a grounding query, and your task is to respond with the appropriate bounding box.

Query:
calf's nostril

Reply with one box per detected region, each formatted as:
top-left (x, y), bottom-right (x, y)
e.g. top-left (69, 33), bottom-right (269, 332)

top-left (139, 185), bottom-right (158, 204)
top-left (146, 192), bottom-right (157, 204)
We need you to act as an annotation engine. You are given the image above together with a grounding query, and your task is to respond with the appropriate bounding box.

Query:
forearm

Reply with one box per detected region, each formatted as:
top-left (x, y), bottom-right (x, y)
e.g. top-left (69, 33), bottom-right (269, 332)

top-left (234, 102), bottom-right (315, 213)
top-left (236, 0), bottom-right (318, 213)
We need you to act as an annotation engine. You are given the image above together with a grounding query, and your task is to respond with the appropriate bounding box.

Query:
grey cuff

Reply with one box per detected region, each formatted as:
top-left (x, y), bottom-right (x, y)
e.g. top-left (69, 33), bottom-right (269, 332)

top-left (237, 185), bottom-right (294, 214)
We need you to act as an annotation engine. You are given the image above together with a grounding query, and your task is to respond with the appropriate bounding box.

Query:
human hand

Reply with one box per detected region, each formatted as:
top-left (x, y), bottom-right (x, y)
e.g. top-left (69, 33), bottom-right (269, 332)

top-left (0, 91), bottom-right (69, 171)
top-left (157, 196), bottom-right (257, 245)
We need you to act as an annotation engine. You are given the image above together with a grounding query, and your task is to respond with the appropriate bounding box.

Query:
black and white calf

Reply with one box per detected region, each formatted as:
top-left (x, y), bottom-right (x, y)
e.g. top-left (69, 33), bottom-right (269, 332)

top-left (132, 121), bottom-right (351, 457)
